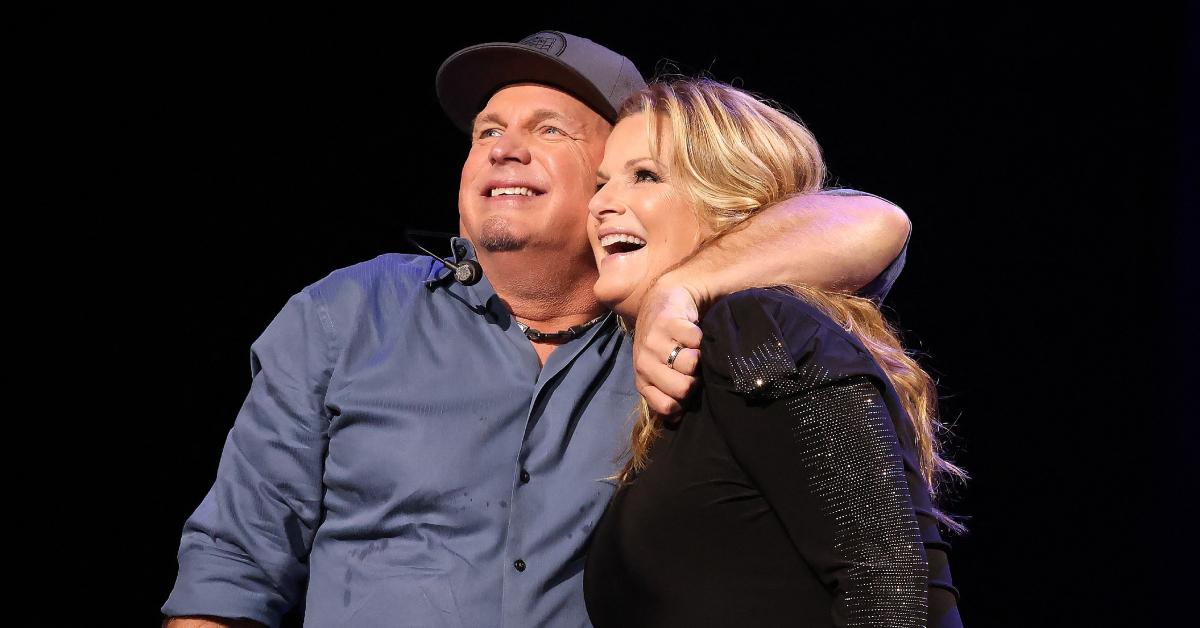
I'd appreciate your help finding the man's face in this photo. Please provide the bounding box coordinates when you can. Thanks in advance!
[458,83,612,258]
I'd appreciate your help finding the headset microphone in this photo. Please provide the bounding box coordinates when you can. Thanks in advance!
[404,231,484,286]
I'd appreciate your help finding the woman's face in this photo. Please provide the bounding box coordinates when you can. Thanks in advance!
[588,113,712,319]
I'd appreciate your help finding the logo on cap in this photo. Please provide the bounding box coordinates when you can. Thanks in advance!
[518,31,567,57]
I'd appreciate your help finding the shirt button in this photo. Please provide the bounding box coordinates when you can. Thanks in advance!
[519,469,530,484]
[514,559,526,572]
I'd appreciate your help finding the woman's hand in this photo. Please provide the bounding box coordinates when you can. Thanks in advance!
[634,273,704,416]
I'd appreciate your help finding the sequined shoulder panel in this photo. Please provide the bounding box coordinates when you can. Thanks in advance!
[729,334,826,400]
[730,334,929,628]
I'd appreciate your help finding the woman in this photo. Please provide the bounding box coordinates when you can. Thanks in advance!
[583,79,964,627]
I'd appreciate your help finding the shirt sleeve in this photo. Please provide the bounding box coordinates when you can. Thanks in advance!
[699,289,961,628]
[162,288,336,627]
[818,188,909,303]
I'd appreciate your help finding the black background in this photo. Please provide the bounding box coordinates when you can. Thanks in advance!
[49,5,1195,626]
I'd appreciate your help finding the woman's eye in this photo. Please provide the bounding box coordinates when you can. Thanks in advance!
[634,169,660,183]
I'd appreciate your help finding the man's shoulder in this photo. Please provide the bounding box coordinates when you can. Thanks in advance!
[304,253,440,306]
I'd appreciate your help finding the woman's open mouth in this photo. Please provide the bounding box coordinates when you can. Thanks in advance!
[600,233,647,257]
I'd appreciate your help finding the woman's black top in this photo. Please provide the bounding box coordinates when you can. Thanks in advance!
[584,289,961,627]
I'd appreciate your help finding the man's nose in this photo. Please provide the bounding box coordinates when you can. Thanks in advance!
[490,132,532,165]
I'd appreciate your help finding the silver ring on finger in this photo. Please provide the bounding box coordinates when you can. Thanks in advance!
[666,343,684,370]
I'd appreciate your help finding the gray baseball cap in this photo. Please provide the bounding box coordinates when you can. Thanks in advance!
[436,30,647,134]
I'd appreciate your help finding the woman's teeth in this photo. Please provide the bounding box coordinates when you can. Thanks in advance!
[600,233,647,254]
[599,234,647,247]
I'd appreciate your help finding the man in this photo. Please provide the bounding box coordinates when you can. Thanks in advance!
[163,31,909,627]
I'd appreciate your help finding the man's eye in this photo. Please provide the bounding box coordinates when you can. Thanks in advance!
[634,169,660,183]
[478,128,502,139]
[542,126,564,135]
[595,181,607,192]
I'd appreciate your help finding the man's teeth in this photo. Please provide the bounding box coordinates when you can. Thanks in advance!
[599,234,647,247]
[490,187,537,197]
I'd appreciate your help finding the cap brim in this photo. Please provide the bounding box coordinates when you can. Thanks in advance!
[436,42,618,134]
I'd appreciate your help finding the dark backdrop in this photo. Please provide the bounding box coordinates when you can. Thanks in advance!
[56,5,1194,626]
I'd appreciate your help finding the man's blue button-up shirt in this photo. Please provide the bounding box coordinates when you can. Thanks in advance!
[163,239,637,627]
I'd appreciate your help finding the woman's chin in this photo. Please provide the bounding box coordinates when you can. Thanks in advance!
[593,278,641,321]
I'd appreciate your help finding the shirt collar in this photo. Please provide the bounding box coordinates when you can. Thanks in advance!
[423,236,510,319]
[423,237,619,348]
[422,236,476,286]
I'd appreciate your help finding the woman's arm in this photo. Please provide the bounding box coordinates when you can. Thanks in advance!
[700,289,961,627]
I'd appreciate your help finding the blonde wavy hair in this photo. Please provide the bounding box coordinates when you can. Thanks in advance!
[616,79,965,529]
